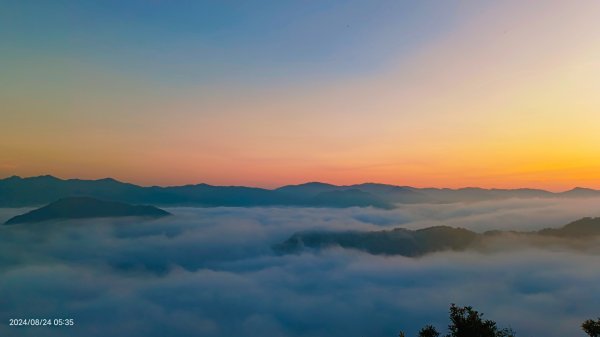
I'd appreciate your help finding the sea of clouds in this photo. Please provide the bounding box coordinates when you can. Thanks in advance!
[1,197,599,337]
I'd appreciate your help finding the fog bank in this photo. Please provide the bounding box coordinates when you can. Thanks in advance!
[1,198,599,337]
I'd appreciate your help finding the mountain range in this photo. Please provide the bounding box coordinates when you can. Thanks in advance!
[1,175,599,208]
[274,217,600,257]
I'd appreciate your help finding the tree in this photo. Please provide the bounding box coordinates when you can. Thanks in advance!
[446,304,514,337]
[418,325,440,337]
[582,318,600,337]
[401,304,515,337]
[402,304,600,337]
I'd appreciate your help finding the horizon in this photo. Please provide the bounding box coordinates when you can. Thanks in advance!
[2,173,598,193]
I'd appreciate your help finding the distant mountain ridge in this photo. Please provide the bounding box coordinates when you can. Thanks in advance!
[1,175,599,208]
[537,217,600,238]
[274,217,600,257]
[4,197,171,224]
[274,226,479,256]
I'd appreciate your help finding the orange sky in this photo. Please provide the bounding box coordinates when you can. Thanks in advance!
[1,1,600,191]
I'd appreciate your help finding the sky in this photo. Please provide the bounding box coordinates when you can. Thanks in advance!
[1,0,600,190]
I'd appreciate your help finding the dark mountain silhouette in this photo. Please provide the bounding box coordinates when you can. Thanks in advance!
[276,182,427,205]
[348,183,430,203]
[274,226,477,256]
[275,182,341,199]
[4,197,171,225]
[538,217,600,238]
[0,175,148,207]
[560,187,600,198]
[308,189,394,209]
[275,217,600,256]
[0,176,394,208]
[1,175,600,208]
[417,187,555,203]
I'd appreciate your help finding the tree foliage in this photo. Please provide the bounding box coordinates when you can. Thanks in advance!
[582,318,600,337]
[404,304,514,337]
[446,304,514,337]
[402,303,600,337]
[418,325,440,337]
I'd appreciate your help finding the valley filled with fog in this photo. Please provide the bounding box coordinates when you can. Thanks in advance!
[1,197,600,337]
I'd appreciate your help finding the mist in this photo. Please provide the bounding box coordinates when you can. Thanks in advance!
[1,198,600,337]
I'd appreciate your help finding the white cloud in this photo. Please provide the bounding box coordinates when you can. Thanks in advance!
[0,199,599,337]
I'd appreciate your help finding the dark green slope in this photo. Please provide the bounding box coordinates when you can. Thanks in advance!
[4,197,171,225]
[274,226,478,256]
[538,217,600,238]
[275,217,600,256]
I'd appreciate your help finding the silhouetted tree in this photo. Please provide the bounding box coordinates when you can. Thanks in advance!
[582,318,600,337]
[418,325,440,337]
[446,304,514,337]
[401,304,514,337]
[401,304,600,337]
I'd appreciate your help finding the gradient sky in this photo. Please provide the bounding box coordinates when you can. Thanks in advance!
[1,1,599,190]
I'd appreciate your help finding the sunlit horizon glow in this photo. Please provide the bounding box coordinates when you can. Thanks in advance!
[2,1,600,191]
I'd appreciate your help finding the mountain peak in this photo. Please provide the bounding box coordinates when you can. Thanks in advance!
[561,187,600,197]
[1,175,22,181]
[569,187,595,192]
[95,177,121,183]
[31,175,61,181]
[4,197,171,225]
[294,182,336,187]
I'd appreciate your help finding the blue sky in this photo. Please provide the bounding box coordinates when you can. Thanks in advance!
[1,1,474,86]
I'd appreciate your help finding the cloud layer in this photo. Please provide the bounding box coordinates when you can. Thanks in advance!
[1,198,600,337]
